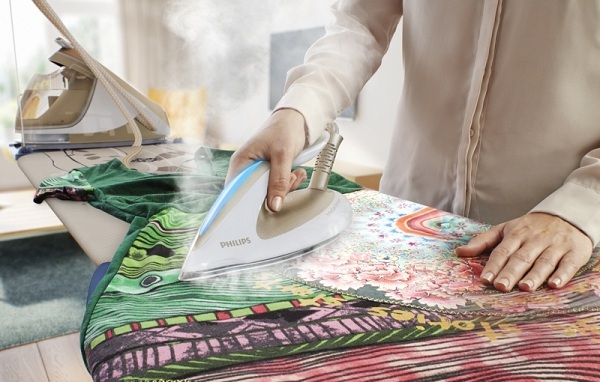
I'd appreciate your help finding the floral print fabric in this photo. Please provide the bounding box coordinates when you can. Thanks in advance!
[282,190,600,315]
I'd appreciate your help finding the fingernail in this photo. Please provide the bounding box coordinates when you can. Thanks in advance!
[550,277,562,288]
[482,272,494,283]
[520,279,534,291]
[496,277,509,290]
[272,196,283,212]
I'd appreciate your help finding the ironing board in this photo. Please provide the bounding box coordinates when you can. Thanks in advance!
[17,144,600,381]
[16,143,199,264]
[16,143,380,264]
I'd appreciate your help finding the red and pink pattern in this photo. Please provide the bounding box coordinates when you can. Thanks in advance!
[283,190,600,315]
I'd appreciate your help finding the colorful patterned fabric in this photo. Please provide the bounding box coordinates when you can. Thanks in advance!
[282,191,600,316]
[37,149,600,381]
[81,190,600,381]
[196,311,600,381]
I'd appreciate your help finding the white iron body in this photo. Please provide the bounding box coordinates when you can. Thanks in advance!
[180,126,353,281]
[16,38,170,150]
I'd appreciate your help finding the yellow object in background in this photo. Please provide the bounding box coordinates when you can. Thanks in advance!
[148,88,207,144]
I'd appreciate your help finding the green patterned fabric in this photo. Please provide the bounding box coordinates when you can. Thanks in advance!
[34,147,600,381]
[45,149,362,353]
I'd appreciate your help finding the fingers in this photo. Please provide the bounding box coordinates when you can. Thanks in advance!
[225,109,308,212]
[485,241,546,292]
[516,247,561,291]
[491,244,589,292]
[456,213,593,292]
[547,251,587,289]
[455,224,504,258]
[267,147,300,212]
[225,152,255,186]
[263,168,307,212]
[289,168,308,191]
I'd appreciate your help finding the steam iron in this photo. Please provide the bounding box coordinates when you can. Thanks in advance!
[15,37,170,150]
[179,123,353,281]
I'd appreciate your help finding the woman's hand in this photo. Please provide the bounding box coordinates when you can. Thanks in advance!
[455,212,593,292]
[226,109,308,212]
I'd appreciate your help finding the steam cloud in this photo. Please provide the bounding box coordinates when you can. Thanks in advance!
[164,0,274,107]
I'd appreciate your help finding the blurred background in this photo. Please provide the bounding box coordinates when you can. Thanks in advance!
[2,0,404,190]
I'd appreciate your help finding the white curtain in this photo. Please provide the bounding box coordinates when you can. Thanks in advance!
[118,0,186,93]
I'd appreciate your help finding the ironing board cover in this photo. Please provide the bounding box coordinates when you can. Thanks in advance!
[34,147,600,381]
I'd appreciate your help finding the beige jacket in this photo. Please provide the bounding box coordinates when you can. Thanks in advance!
[276,0,600,245]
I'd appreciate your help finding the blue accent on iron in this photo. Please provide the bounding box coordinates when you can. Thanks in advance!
[199,160,264,235]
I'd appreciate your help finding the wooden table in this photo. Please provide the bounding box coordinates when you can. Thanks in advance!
[0,188,66,241]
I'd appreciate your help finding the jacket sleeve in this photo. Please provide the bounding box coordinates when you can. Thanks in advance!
[531,148,600,245]
[275,0,403,144]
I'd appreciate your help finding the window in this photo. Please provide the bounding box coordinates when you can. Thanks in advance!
[1,0,122,145]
